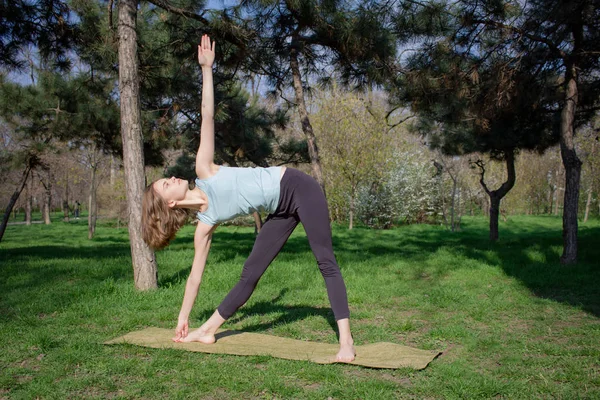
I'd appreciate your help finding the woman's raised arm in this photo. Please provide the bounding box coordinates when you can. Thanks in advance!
[195,34,216,179]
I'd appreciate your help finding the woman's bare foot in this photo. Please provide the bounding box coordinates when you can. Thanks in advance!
[335,342,356,363]
[179,328,216,344]
[335,318,355,362]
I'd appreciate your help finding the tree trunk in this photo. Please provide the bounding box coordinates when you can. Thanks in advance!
[489,194,501,241]
[42,169,52,225]
[42,196,50,224]
[349,187,355,230]
[450,176,457,232]
[253,212,262,235]
[118,0,158,290]
[554,161,562,216]
[558,62,581,265]
[0,162,34,242]
[37,168,52,225]
[289,37,325,196]
[456,187,462,231]
[477,151,516,241]
[88,164,98,239]
[63,169,69,222]
[25,172,32,225]
[110,154,117,187]
[583,188,591,223]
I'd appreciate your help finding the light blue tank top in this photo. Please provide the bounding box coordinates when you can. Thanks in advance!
[195,166,282,226]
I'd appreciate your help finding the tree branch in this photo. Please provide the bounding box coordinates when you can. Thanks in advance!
[108,0,114,32]
[471,18,566,59]
[146,0,209,23]
[472,158,491,195]
[146,0,253,53]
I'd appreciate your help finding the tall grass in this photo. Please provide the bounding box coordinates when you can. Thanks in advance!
[1,216,599,399]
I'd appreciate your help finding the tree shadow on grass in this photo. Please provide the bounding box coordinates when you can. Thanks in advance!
[0,243,133,319]
[0,243,131,261]
[446,221,600,317]
[158,267,189,287]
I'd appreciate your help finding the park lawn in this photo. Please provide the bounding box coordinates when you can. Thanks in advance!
[0,216,599,399]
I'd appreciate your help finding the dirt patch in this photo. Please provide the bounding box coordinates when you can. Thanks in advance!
[38,312,58,319]
[15,375,33,384]
[303,382,322,391]
[0,388,11,400]
[12,356,42,372]
[343,368,413,387]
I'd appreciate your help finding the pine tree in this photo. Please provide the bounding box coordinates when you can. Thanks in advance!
[0,0,78,71]
[390,0,600,253]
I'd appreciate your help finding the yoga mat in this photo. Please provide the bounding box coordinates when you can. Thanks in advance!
[105,327,440,370]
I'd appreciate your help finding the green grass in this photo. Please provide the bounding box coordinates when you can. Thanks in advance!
[1,216,599,399]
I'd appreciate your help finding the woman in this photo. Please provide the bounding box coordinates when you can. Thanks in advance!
[142,35,355,362]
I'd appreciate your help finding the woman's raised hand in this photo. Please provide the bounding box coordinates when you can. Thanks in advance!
[197,34,215,68]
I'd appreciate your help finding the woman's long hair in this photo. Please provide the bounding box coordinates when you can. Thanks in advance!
[142,183,191,250]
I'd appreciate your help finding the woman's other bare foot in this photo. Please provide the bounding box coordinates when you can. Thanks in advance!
[335,342,356,362]
[179,328,216,344]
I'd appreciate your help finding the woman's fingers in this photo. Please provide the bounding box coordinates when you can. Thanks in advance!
[200,34,213,52]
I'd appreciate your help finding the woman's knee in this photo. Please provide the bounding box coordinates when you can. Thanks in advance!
[317,260,342,278]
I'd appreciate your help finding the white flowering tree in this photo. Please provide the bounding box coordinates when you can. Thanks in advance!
[357,148,439,228]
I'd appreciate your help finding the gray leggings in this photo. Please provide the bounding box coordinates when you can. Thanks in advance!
[217,168,350,321]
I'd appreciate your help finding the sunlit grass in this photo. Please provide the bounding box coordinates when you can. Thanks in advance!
[1,215,599,398]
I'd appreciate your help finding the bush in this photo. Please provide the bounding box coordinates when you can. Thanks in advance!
[357,150,440,228]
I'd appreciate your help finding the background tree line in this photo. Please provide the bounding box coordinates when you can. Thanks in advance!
[1,0,598,289]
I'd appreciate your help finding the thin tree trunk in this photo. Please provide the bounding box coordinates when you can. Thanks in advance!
[0,162,34,242]
[63,169,69,222]
[289,37,325,196]
[584,135,597,224]
[547,184,553,214]
[583,188,591,223]
[42,169,52,225]
[88,164,98,239]
[110,154,117,187]
[118,0,158,290]
[559,61,581,264]
[25,172,32,225]
[253,212,262,235]
[450,176,457,232]
[456,189,464,231]
[554,161,562,216]
[440,176,448,225]
[349,186,355,230]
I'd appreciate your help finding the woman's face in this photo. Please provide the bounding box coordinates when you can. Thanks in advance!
[153,177,188,207]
